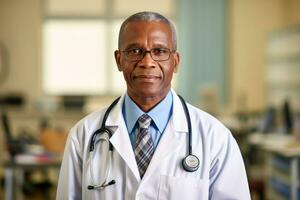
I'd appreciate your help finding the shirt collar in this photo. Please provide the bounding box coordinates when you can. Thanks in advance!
[123,91,173,134]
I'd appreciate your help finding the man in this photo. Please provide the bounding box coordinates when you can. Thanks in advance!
[57,11,250,200]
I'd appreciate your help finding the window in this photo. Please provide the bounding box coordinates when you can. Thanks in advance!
[43,20,108,95]
[42,0,175,95]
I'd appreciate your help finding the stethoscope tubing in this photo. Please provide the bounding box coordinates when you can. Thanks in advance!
[177,95,192,155]
[88,94,199,190]
[89,97,120,152]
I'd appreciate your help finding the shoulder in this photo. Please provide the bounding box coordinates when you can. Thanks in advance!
[171,90,230,140]
[189,104,227,129]
[184,103,233,150]
[185,102,229,133]
[68,95,124,141]
[180,103,243,169]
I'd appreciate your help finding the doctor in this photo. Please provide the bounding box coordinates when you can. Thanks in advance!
[57,11,251,200]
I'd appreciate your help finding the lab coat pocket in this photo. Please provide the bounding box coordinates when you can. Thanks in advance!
[158,175,208,200]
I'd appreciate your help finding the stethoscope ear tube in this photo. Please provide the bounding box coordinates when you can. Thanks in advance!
[88,97,120,190]
[89,127,113,152]
[100,127,114,151]
[88,135,115,190]
[88,180,116,190]
[89,97,121,152]
[100,97,121,128]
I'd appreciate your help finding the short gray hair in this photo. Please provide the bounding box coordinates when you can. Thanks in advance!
[118,11,177,50]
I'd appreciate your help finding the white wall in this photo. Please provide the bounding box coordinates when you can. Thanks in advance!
[0,0,42,107]
[228,0,300,112]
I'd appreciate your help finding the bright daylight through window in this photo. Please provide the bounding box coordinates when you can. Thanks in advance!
[42,0,175,95]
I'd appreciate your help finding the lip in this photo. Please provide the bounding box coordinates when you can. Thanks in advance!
[133,75,161,80]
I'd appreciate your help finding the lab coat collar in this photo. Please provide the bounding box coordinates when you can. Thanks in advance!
[105,89,189,133]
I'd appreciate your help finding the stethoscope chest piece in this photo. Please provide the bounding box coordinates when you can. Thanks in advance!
[182,154,199,172]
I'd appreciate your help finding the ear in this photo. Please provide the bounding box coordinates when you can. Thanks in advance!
[173,52,180,73]
[114,50,122,71]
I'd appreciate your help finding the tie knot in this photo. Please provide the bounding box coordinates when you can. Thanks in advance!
[138,114,151,129]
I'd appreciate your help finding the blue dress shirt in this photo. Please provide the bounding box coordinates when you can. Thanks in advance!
[122,91,173,149]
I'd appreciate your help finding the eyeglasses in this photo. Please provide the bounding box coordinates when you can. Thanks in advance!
[121,48,176,61]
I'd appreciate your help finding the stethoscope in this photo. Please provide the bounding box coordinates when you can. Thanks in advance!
[87,95,199,190]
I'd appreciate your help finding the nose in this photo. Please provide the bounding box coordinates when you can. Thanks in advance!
[137,51,156,68]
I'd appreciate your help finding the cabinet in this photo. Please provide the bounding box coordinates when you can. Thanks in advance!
[266,152,300,200]
[249,133,300,200]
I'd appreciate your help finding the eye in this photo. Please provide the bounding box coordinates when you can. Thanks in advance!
[152,48,169,55]
[128,48,143,55]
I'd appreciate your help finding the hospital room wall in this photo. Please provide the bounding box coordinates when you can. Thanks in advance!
[1,0,300,112]
[176,0,300,112]
[0,0,42,108]
[177,0,227,110]
[228,0,300,112]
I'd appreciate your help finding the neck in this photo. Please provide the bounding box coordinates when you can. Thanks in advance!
[128,90,170,112]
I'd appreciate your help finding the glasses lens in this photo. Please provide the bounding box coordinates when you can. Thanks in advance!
[125,48,143,61]
[123,48,172,61]
[151,48,170,61]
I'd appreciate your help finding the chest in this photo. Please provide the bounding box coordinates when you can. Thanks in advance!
[81,121,211,200]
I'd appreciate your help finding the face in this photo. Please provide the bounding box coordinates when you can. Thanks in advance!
[114,21,180,101]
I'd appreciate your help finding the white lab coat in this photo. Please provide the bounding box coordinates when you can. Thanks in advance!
[56,90,250,200]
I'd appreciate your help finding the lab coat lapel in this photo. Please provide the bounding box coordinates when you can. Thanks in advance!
[143,91,189,178]
[105,95,141,182]
[144,121,180,177]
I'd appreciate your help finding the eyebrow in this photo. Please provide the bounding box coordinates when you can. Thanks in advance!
[123,43,170,50]
[122,43,141,50]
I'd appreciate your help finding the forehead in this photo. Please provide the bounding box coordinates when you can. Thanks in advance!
[120,21,173,49]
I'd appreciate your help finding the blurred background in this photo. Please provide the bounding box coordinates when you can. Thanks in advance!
[0,0,300,199]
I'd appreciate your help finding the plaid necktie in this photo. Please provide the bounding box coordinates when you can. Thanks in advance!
[135,114,154,178]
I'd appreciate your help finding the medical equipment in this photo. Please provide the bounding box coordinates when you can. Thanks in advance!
[178,95,200,172]
[87,97,120,190]
[87,95,199,190]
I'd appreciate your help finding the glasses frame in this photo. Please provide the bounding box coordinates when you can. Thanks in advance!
[120,48,176,61]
